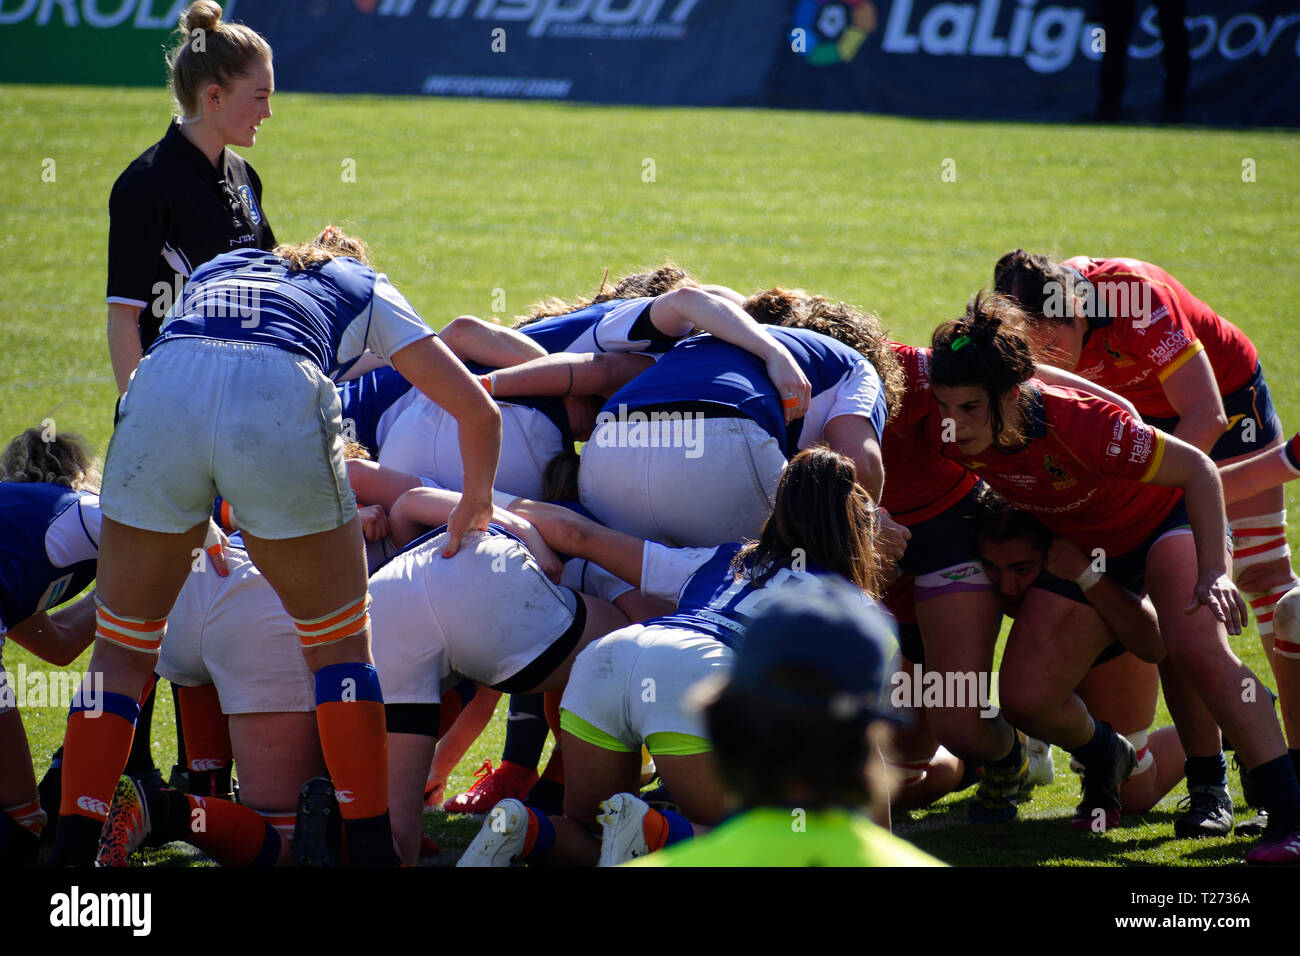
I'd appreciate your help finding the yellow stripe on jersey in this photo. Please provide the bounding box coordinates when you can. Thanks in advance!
[1139,431,1167,483]
[1156,339,1205,381]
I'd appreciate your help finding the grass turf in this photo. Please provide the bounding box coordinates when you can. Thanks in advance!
[3,84,1299,865]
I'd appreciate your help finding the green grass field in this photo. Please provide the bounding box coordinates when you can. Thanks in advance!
[3,84,1299,866]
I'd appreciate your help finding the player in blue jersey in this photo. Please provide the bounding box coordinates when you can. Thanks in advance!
[0,429,104,863]
[52,227,503,866]
[458,447,885,866]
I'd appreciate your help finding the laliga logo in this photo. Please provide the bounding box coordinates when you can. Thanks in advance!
[792,0,879,64]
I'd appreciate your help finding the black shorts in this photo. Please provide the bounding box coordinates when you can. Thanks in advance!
[1031,499,1192,605]
[1146,362,1281,462]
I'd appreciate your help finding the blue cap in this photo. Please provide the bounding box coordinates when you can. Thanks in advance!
[726,578,898,723]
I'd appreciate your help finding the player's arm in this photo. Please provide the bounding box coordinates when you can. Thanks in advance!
[1042,536,1163,662]
[507,499,648,588]
[1160,350,1229,454]
[823,414,885,502]
[439,316,548,368]
[388,335,500,556]
[107,303,146,396]
[4,591,99,667]
[1220,433,1300,505]
[1032,364,1141,420]
[389,486,561,580]
[346,458,420,511]
[648,287,811,421]
[485,351,653,399]
[1145,434,1247,632]
[696,284,746,305]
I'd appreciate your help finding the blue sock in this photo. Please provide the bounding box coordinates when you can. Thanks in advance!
[1185,753,1228,790]
[1249,754,1300,817]
[524,808,555,860]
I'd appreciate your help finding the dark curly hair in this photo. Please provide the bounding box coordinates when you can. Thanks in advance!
[742,288,905,423]
[515,262,697,327]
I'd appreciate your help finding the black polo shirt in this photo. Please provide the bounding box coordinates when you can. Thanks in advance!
[107,120,275,348]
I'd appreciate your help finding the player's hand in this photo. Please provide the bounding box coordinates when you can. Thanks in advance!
[1043,536,1089,582]
[203,521,230,577]
[877,510,911,565]
[443,494,494,558]
[764,345,811,423]
[359,505,390,543]
[1187,569,1248,635]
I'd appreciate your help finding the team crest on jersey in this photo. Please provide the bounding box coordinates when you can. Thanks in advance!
[1102,339,1137,367]
[237,184,262,225]
[1043,454,1076,491]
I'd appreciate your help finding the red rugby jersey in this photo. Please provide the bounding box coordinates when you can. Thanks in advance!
[1060,256,1257,419]
[881,342,978,525]
[940,383,1183,555]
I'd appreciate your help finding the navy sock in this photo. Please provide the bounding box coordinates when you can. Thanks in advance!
[524,808,556,860]
[1067,720,1115,772]
[1251,753,1300,818]
[503,694,548,771]
[123,681,158,775]
[1185,753,1228,790]
[988,733,1023,770]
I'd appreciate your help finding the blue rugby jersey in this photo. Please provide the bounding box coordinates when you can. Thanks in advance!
[0,484,101,631]
[152,248,434,381]
[640,542,852,650]
[337,366,420,458]
[601,326,886,456]
[519,298,676,355]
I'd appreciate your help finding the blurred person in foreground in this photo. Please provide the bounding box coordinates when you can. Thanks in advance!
[628,582,943,867]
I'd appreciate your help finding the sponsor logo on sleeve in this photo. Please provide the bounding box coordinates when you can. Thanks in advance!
[1150,328,1193,367]
[1129,427,1154,464]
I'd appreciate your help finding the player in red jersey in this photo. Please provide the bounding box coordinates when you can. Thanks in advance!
[927,292,1300,862]
[995,251,1298,834]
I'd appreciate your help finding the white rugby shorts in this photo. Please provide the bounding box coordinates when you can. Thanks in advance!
[102,338,357,539]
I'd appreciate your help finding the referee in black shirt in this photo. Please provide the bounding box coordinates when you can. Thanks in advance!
[106,0,276,395]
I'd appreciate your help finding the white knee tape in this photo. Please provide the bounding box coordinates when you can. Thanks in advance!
[1230,512,1292,577]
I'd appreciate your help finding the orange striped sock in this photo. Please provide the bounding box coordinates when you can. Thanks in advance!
[176,684,232,771]
[181,795,281,866]
[314,663,389,820]
[59,692,139,823]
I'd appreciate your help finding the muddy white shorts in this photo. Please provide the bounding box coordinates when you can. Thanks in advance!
[579,415,785,547]
[156,548,315,714]
[102,338,356,539]
[378,396,564,500]
[368,529,581,703]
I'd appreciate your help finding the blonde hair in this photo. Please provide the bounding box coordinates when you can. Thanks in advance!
[274,225,372,272]
[0,428,100,491]
[168,1,273,119]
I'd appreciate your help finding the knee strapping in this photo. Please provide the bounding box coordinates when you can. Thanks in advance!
[888,759,931,788]
[94,594,167,654]
[293,595,372,648]
[1231,512,1293,576]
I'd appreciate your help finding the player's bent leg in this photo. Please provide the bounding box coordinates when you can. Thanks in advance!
[1145,536,1285,769]
[387,729,438,865]
[914,589,1010,763]
[228,712,326,863]
[242,520,398,865]
[54,517,204,866]
[998,589,1110,748]
[0,707,44,864]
